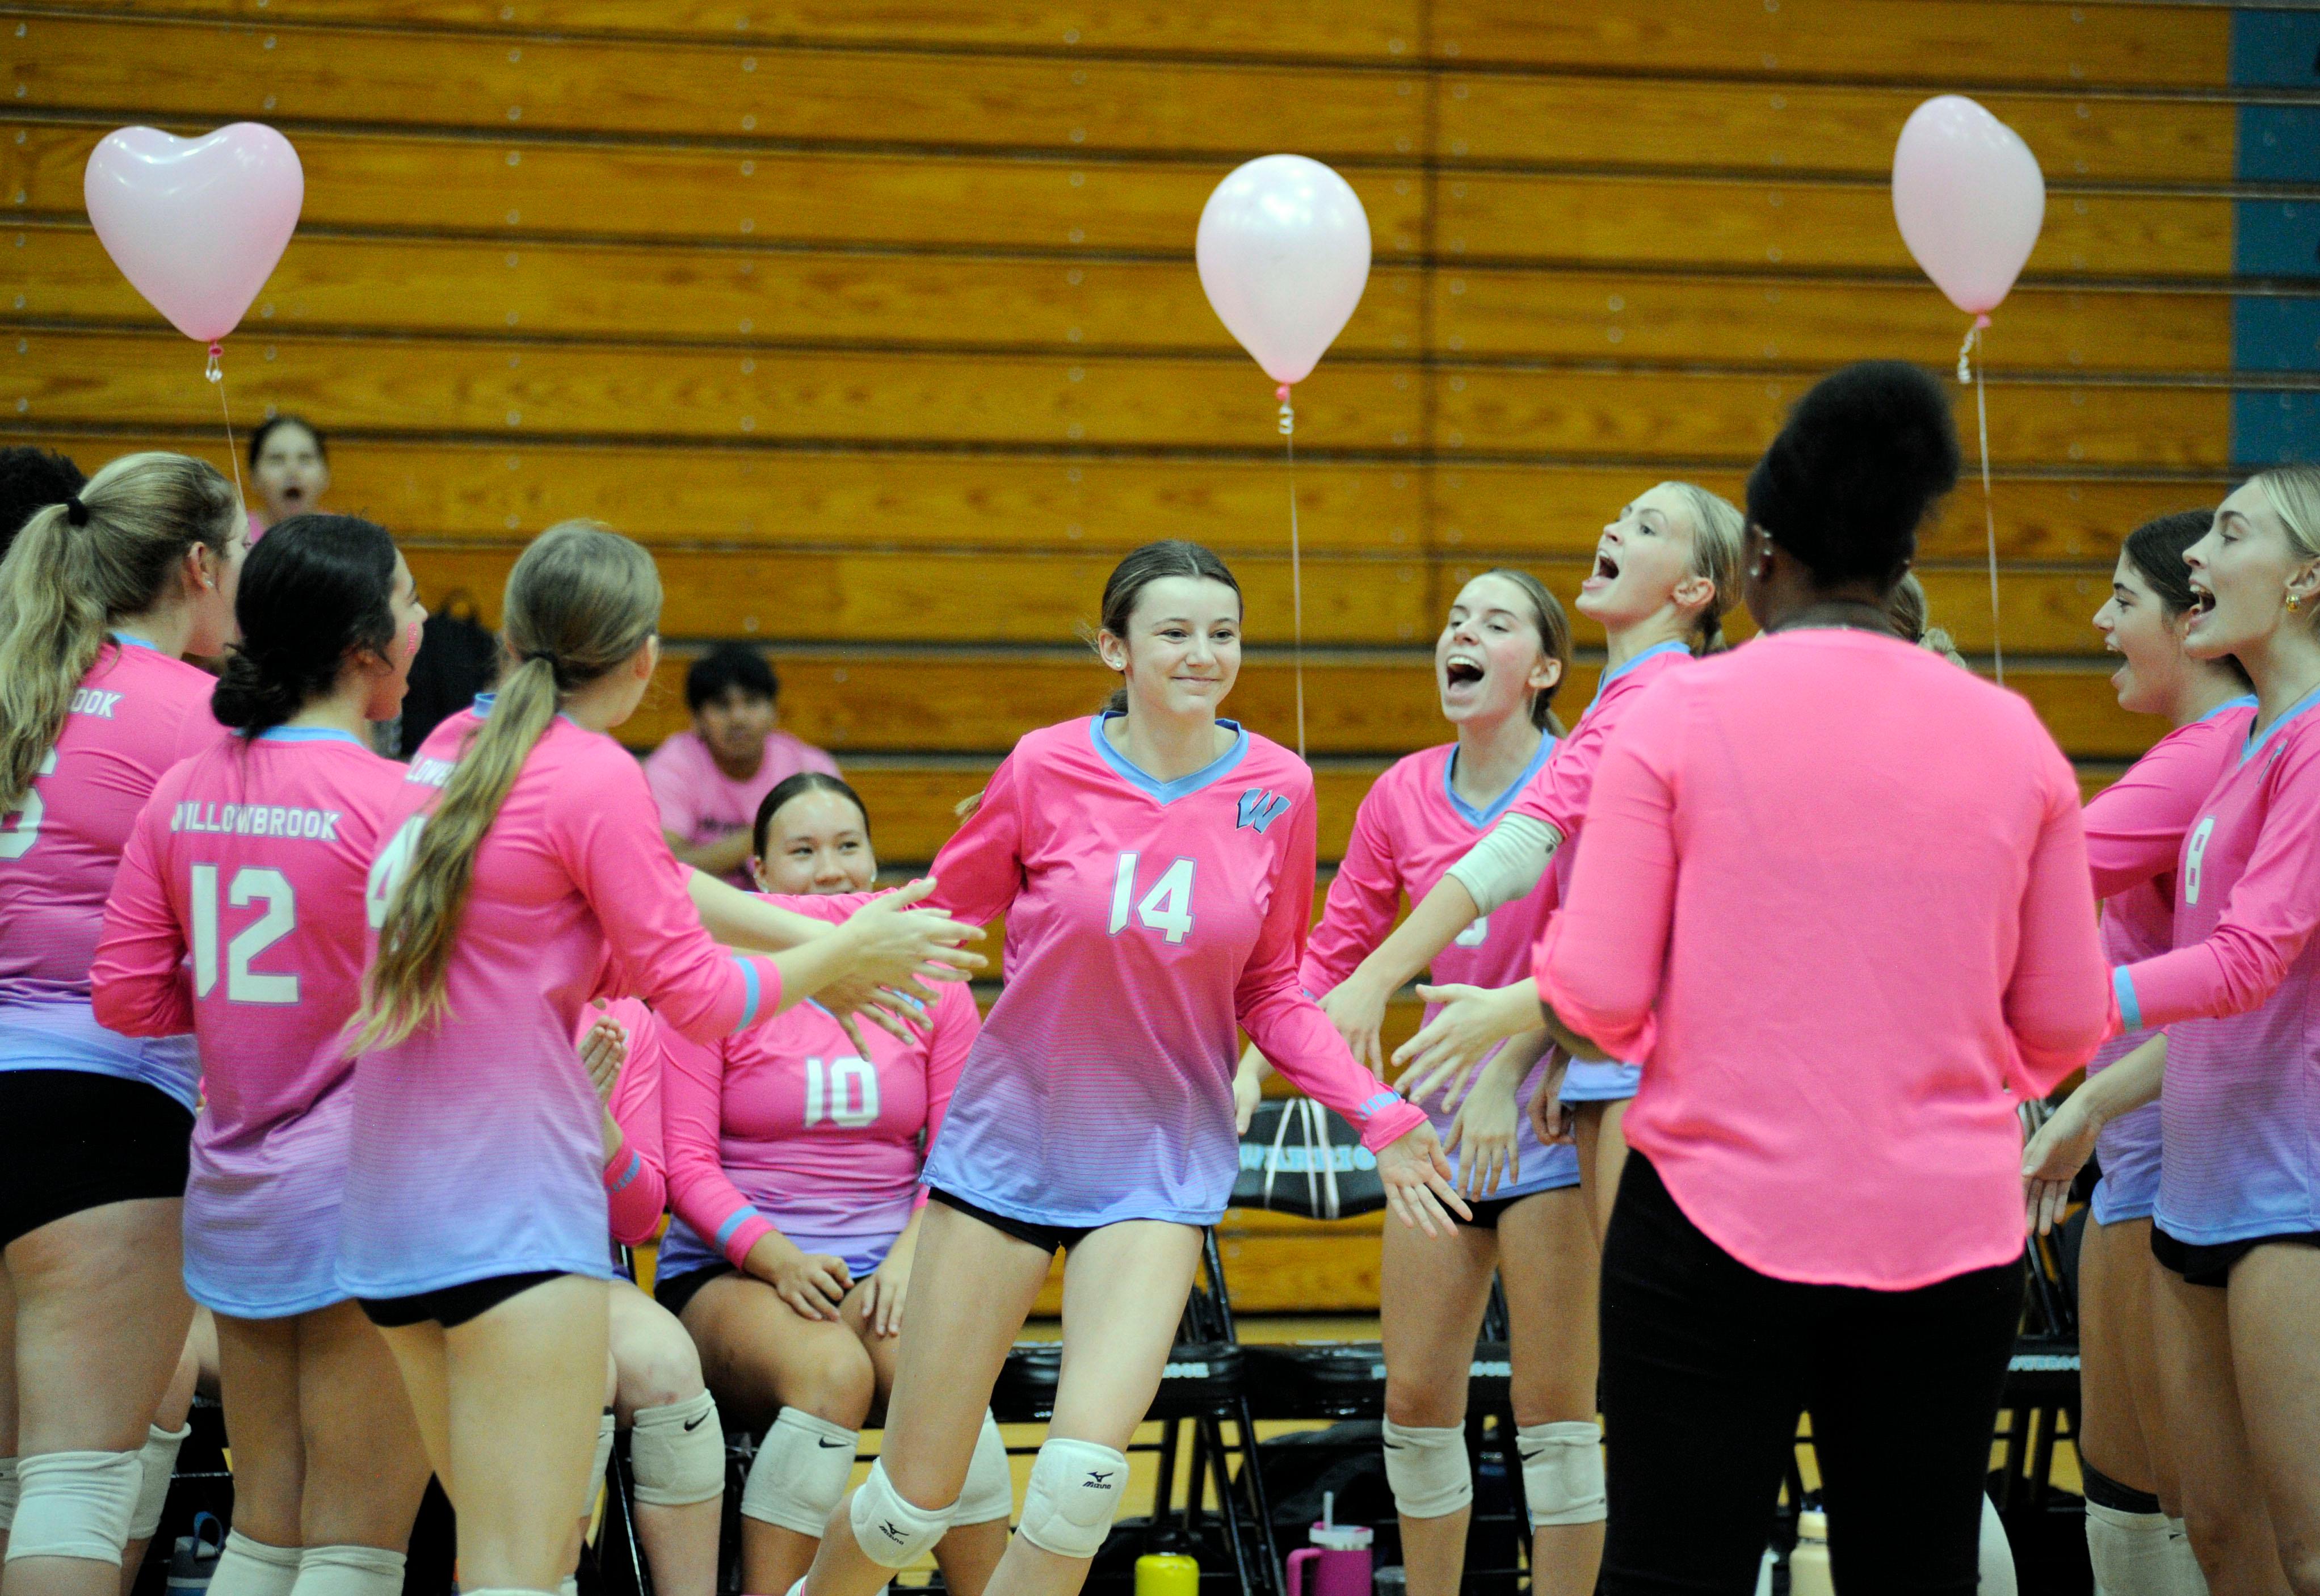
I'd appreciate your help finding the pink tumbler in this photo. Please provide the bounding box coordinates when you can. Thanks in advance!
[1284,1498,1372,1596]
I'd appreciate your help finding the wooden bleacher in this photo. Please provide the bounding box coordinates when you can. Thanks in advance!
[2,0,2283,1312]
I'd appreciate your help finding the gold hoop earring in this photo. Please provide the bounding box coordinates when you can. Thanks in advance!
[2290,594,2303,613]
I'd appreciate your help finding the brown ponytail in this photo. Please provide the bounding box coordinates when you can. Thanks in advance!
[1473,567,1575,737]
[355,520,661,1050]
[1659,481,1745,656]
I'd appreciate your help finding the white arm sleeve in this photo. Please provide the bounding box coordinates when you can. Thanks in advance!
[1444,813,1561,917]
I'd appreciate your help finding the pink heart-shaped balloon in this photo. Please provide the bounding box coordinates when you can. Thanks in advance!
[84,123,304,343]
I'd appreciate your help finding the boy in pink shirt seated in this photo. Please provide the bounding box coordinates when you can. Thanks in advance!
[646,645,839,886]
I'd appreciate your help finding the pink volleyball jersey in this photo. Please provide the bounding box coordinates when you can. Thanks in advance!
[336,700,785,1301]
[591,997,670,1249]
[91,727,408,1316]
[1507,640,1692,840]
[2078,696,2255,1226]
[659,930,977,1281]
[2110,690,2320,1245]
[1300,738,1577,1198]
[0,635,219,1106]
[916,715,1424,1228]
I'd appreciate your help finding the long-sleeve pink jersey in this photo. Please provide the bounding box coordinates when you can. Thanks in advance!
[91,727,409,1317]
[1506,640,1692,839]
[915,715,1423,1228]
[659,894,977,1280]
[2076,696,2254,1226]
[586,998,670,1249]
[0,635,218,1107]
[2108,688,2320,1244]
[1300,739,1577,1197]
[1537,629,2110,1288]
[336,700,785,1302]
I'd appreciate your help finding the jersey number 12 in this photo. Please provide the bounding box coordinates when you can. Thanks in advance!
[190,863,299,1004]
[1109,852,1196,945]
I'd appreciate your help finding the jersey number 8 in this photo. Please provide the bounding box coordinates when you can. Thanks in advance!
[1109,852,1196,945]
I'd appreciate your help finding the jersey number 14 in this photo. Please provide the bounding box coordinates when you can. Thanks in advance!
[1109,852,1196,945]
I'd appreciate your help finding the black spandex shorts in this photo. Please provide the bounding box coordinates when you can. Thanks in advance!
[1456,1190,1552,1230]
[0,1069,192,1246]
[2151,1225,2320,1289]
[359,1270,565,1329]
[653,1262,737,1319]
[930,1189,1096,1255]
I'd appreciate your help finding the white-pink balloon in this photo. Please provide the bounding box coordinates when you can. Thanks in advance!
[85,123,304,343]
[1196,155,1371,388]
[1892,95,2044,317]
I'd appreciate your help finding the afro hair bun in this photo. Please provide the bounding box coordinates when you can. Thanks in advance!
[1746,360,1961,591]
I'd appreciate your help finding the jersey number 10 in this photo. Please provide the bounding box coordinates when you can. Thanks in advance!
[804,1056,880,1128]
[1109,852,1196,945]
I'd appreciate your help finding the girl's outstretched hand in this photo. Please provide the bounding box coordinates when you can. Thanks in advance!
[1374,1120,1473,1238]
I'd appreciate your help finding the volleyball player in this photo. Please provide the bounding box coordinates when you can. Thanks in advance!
[1237,570,1604,1595]
[91,515,435,1596]
[0,454,243,1596]
[1329,483,1745,1239]
[343,521,986,1596]
[660,772,1008,1596]
[787,540,1464,1596]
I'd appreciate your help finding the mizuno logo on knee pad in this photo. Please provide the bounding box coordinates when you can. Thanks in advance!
[1085,1471,1113,1487]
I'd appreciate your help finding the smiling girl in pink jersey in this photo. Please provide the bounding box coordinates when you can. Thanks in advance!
[659,774,1009,1596]
[2083,467,2320,1595]
[0,453,243,1596]
[93,514,434,1596]
[1318,482,1744,1241]
[342,521,986,1596]
[2013,510,2251,1593]
[787,541,1462,1596]
[1234,570,1605,1596]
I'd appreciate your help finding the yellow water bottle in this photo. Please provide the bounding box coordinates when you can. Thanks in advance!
[1136,1552,1200,1596]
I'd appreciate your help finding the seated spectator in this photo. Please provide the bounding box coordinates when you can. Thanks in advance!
[0,445,86,561]
[647,644,839,885]
[249,414,330,540]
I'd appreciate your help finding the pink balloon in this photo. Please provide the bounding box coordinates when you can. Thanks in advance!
[1197,155,1371,387]
[1892,96,2045,317]
[84,123,304,343]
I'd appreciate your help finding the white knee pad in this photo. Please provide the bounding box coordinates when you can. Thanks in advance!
[745,1409,859,1536]
[630,1391,726,1508]
[953,1413,1014,1527]
[1018,1439,1128,1560]
[0,1456,17,1534]
[129,1422,190,1540]
[2086,1501,2175,1596]
[582,1408,615,1518]
[848,1458,955,1569]
[291,1543,407,1596]
[1516,1422,1604,1528]
[3,1449,144,1564]
[1380,1421,1472,1521]
[208,1531,302,1596]
[1979,1493,2018,1596]
[2164,1517,2210,1594]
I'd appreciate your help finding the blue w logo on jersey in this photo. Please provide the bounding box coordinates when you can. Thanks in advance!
[1237,788,1292,833]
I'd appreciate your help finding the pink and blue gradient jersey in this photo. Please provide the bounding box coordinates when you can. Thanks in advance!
[92,728,407,1316]
[659,905,977,1281]
[337,700,786,1302]
[591,998,671,1249]
[2078,696,2255,1227]
[0,635,218,1107]
[2110,689,2320,1246]
[1300,738,1578,1200]
[917,715,1424,1229]
[1512,641,1693,1102]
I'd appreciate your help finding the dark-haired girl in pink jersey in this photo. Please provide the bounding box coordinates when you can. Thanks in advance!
[0,452,243,1596]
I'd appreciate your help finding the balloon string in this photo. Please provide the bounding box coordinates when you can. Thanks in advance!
[1278,385,1305,761]
[205,342,248,515]
[1962,316,2004,687]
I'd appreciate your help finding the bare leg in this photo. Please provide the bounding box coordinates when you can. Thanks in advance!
[0,1269,14,1565]
[377,1276,608,1592]
[214,1318,307,1548]
[2154,1263,2290,1595]
[798,1206,1054,1596]
[2078,1218,2165,1500]
[119,1333,199,1596]
[1377,1220,1495,1596]
[2,1200,192,1596]
[2227,1246,2320,1595]
[1571,1102,1631,1248]
[1495,1190,1603,1596]
[606,1287,718,1596]
[840,1307,1006,1596]
[297,1301,430,1551]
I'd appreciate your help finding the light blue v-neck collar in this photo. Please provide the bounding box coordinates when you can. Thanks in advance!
[1443,732,1555,831]
[1088,712,1250,804]
[1591,639,1689,707]
[110,628,159,650]
[255,726,364,746]
[2244,684,2320,764]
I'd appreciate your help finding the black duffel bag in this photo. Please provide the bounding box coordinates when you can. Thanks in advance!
[1233,1099,1387,1219]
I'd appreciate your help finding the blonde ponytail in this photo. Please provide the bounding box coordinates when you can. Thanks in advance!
[1660,481,1745,655]
[0,451,238,808]
[355,520,661,1051]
